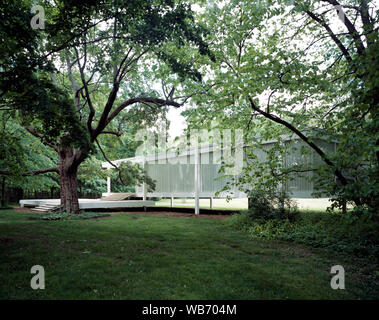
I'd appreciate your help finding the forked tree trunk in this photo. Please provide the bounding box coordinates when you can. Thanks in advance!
[59,149,82,214]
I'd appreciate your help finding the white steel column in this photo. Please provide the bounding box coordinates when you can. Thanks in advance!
[210,197,213,209]
[142,157,146,201]
[171,196,174,207]
[194,146,200,215]
[107,174,111,194]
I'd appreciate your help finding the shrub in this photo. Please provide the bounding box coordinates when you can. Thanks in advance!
[228,188,379,259]
[246,211,379,259]
[29,212,111,221]
[246,189,299,222]
[226,212,256,231]
[0,206,13,210]
[226,189,299,233]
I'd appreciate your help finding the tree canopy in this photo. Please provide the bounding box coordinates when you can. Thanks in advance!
[0,0,212,212]
[182,0,378,213]
[0,0,378,215]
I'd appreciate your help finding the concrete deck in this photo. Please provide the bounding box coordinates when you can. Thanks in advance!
[20,199,155,209]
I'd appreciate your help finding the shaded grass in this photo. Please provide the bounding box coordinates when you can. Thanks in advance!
[0,209,375,299]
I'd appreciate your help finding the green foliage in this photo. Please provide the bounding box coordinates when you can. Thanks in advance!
[117,161,156,192]
[226,212,256,231]
[0,1,93,151]
[229,210,379,260]
[1,0,213,209]
[183,0,379,213]
[29,212,72,220]
[0,115,59,191]
[226,189,298,230]
[77,156,107,194]
[0,205,13,210]
[246,189,298,222]
[29,212,110,220]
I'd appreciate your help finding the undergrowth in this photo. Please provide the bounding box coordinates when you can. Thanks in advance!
[29,211,111,221]
[228,210,379,259]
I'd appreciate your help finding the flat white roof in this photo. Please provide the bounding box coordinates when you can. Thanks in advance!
[20,199,155,209]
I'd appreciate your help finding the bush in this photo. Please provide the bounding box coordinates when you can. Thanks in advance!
[245,211,379,259]
[247,189,299,222]
[29,212,72,220]
[29,212,111,221]
[226,213,256,231]
[226,190,298,231]
[228,189,379,259]
[0,206,13,210]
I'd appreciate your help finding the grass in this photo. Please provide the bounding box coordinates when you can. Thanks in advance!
[0,209,376,299]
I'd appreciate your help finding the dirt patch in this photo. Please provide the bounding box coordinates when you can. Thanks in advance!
[92,215,112,220]
[218,242,271,258]
[11,206,229,219]
[281,245,315,258]
[112,211,230,219]
[12,206,35,213]
[294,247,315,257]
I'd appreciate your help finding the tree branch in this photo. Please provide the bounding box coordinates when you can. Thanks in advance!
[92,97,181,141]
[91,82,120,140]
[320,0,366,55]
[95,139,128,185]
[302,6,353,62]
[100,130,122,137]
[247,96,349,186]
[21,119,58,151]
[65,51,81,111]
[107,97,181,125]
[73,47,95,135]
[0,167,59,177]
[360,0,374,45]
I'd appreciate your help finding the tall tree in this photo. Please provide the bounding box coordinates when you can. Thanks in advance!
[184,0,378,212]
[1,0,211,213]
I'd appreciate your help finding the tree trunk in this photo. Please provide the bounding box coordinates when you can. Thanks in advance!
[16,187,23,201]
[59,149,82,214]
[1,177,5,207]
[60,167,79,214]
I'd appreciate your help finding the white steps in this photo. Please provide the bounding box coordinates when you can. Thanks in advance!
[31,203,63,213]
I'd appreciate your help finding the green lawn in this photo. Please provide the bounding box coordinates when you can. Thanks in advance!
[0,209,374,299]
